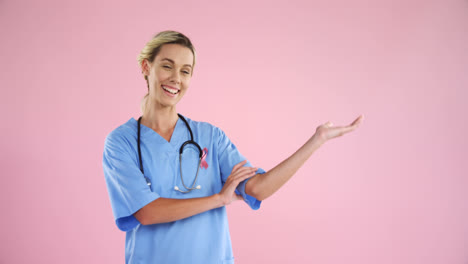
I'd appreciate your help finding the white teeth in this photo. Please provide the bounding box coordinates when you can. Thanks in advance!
[162,85,178,94]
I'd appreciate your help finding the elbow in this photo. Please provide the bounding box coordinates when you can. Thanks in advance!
[134,208,149,225]
[134,203,158,226]
[253,190,269,202]
[246,177,267,201]
[134,198,169,225]
[135,210,163,226]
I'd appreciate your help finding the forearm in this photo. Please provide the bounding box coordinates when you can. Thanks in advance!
[246,134,325,201]
[134,194,225,225]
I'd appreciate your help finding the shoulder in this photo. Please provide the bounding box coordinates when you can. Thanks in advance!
[181,116,233,151]
[182,115,224,137]
[104,118,137,151]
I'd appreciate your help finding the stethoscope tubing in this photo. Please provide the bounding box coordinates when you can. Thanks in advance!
[137,113,202,193]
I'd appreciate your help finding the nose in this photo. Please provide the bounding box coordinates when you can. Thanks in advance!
[169,70,181,84]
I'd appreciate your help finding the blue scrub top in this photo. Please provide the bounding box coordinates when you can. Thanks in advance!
[102,116,265,264]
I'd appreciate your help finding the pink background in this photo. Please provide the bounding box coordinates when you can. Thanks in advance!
[1,0,467,263]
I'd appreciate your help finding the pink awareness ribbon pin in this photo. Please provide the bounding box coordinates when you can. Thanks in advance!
[200,147,209,169]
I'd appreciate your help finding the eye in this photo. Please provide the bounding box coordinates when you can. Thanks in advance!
[163,65,172,69]
[182,70,190,75]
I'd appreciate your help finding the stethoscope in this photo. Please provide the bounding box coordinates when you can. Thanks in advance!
[137,113,203,193]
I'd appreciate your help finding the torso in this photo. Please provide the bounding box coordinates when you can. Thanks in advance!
[141,118,176,143]
[156,130,174,142]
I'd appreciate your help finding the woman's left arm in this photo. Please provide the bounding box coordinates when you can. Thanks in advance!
[245,115,364,201]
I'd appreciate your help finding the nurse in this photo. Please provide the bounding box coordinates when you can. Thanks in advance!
[102,30,363,264]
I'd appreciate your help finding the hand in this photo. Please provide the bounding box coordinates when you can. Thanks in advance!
[217,160,258,206]
[315,115,364,144]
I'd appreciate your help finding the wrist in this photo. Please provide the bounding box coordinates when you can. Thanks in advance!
[212,193,226,207]
[309,133,326,147]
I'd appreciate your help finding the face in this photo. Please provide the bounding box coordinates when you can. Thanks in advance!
[142,43,194,110]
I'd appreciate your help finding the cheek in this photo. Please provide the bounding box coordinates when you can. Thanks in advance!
[183,78,191,87]
[154,70,170,83]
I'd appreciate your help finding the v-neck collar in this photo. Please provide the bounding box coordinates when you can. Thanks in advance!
[130,116,186,148]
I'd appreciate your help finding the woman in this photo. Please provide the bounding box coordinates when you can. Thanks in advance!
[103,30,363,264]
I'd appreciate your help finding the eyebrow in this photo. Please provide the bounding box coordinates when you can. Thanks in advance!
[161,58,192,68]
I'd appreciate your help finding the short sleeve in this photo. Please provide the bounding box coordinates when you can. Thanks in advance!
[102,131,160,231]
[216,127,266,210]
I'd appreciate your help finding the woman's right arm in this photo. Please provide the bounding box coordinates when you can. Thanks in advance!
[134,196,223,225]
[134,160,257,225]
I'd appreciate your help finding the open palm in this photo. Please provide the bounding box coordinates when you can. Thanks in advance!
[315,115,364,142]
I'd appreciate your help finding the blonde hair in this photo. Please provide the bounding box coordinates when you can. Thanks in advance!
[137,30,196,113]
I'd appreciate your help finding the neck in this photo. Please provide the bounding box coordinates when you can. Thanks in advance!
[141,103,179,133]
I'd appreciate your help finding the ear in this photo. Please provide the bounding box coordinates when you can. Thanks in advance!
[142,59,152,76]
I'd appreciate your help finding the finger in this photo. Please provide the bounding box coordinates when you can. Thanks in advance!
[329,116,363,137]
[223,175,248,194]
[235,173,256,186]
[227,172,252,185]
[233,160,247,171]
[231,167,257,179]
[231,160,247,174]
[339,126,356,135]
[233,168,257,178]
[226,169,256,186]
[323,121,333,127]
[340,121,362,135]
[233,166,257,174]
[350,115,364,127]
[232,170,257,183]
[342,116,364,133]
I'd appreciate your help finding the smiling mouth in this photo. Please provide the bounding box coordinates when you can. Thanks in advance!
[162,85,179,95]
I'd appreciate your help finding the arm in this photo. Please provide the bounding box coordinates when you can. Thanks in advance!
[246,115,364,201]
[134,161,257,225]
[245,134,324,201]
[134,195,223,225]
